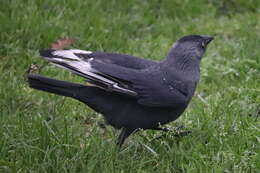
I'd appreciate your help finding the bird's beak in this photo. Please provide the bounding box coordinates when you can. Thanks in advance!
[203,36,214,45]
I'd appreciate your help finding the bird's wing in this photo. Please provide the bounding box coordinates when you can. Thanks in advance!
[91,61,191,107]
[41,49,157,70]
[39,49,139,96]
[75,51,158,69]
[40,49,189,107]
[133,76,191,107]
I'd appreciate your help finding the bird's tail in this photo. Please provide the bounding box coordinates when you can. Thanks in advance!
[27,74,85,98]
[27,74,125,115]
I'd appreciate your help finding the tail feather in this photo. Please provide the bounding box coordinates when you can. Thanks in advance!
[27,74,127,115]
[27,74,84,98]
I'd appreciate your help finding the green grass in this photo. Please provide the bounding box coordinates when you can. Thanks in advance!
[0,0,259,172]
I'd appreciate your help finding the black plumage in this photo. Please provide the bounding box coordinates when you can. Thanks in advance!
[27,35,213,146]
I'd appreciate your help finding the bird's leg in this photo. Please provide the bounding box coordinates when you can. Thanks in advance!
[116,128,135,147]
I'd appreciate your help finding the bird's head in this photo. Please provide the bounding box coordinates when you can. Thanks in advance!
[169,35,214,61]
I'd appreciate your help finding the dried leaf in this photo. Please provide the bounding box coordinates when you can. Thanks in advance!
[80,143,85,150]
[51,37,74,49]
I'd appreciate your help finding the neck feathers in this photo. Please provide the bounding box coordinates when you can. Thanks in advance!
[162,45,201,81]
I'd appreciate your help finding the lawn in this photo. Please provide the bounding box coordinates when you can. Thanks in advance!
[0,0,259,172]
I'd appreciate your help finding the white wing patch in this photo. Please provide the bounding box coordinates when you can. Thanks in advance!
[43,49,93,70]
[40,49,137,96]
[53,49,92,60]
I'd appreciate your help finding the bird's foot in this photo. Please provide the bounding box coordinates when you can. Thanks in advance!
[152,126,192,138]
[171,129,192,137]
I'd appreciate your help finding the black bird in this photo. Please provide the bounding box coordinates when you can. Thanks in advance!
[27,35,213,146]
